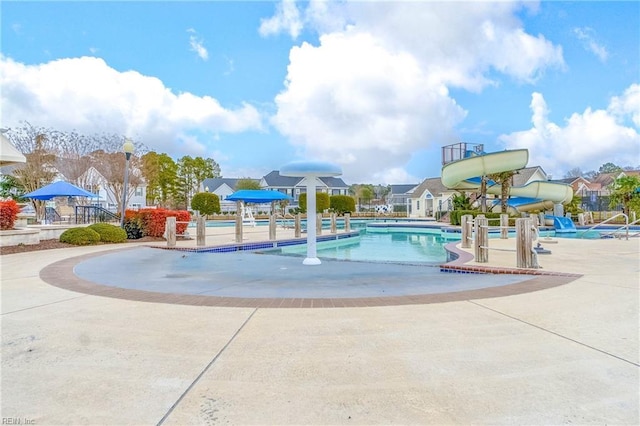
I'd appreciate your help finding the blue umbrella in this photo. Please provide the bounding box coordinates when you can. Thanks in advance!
[23,181,98,200]
[226,189,292,203]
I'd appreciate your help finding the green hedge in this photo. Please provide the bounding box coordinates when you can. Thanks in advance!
[87,223,127,243]
[191,192,221,215]
[60,228,101,246]
[330,195,356,214]
[450,210,518,226]
[298,193,330,213]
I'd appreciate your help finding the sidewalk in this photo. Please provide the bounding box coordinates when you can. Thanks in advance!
[1,229,638,424]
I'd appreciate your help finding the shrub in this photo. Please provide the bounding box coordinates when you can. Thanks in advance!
[298,193,330,213]
[191,192,221,216]
[60,227,101,245]
[449,210,518,226]
[330,195,356,215]
[0,199,20,230]
[129,208,191,238]
[88,223,127,243]
[123,209,143,239]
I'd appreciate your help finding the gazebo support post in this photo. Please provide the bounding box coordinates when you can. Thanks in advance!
[269,201,276,240]
[235,201,243,243]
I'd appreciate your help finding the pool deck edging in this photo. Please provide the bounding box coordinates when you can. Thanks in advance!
[39,238,582,308]
[440,242,582,277]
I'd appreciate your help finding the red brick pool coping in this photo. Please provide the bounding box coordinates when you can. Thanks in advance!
[39,245,582,308]
[440,242,582,276]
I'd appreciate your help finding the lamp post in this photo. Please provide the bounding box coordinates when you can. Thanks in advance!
[120,139,135,228]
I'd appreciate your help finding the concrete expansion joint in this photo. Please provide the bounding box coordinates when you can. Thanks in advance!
[468,300,640,368]
[1,295,88,316]
[156,308,258,425]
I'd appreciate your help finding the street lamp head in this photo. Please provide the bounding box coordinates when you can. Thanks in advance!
[123,139,135,155]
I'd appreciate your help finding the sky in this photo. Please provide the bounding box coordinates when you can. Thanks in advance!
[1,1,639,185]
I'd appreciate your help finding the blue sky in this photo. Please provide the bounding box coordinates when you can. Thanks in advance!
[1,1,638,184]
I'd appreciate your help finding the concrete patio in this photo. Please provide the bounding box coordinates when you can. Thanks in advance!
[1,226,638,424]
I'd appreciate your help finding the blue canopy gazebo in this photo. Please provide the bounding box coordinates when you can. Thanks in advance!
[23,181,98,223]
[226,189,292,203]
[23,181,98,200]
[225,190,293,242]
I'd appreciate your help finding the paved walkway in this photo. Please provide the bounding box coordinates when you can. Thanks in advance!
[1,226,638,424]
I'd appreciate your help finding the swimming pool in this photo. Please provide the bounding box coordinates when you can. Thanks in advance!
[267,223,639,264]
[275,229,450,264]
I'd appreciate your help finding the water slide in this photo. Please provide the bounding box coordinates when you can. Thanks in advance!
[441,149,574,212]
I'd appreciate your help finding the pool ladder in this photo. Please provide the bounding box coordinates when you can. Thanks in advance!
[578,213,640,240]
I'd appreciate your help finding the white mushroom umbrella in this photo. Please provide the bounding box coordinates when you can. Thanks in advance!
[0,133,26,166]
[280,160,342,265]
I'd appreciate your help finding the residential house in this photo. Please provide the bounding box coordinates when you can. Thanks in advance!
[553,176,602,197]
[202,172,349,213]
[79,166,148,212]
[591,170,640,195]
[409,177,456,218]
[201,177,260,212]
[388,184,419,212]
[260,170,350,205]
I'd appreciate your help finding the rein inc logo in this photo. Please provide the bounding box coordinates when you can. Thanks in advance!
[2,419,35,425]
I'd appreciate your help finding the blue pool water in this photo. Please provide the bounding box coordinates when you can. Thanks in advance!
[201,219,637,264]
[277,230,449,264]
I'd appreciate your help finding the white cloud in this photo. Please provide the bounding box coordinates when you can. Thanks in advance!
[573,27,608,62]
[259,0,303,39]
[0,55,263,158]
[608,84,640,128]
[499,88,640,176]
[272,31,466,183]
[269,1,565,182]
[187,28,209,60]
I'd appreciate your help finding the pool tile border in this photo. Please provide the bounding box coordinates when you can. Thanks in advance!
[39,242,582,308]
[152,231,361,254]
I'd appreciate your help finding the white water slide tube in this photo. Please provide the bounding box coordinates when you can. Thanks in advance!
[441,149,573,212]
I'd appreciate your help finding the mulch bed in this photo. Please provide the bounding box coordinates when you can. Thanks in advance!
[0,236,165,255]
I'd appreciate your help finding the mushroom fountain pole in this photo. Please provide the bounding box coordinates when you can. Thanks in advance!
[280,160,342,265]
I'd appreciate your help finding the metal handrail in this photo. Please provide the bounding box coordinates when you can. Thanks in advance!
[600,217,640,239]
[578,213,629,240]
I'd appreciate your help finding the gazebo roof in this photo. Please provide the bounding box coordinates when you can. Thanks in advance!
[226,190,292,203]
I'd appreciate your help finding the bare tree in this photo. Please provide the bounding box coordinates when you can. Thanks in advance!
[563,167,583,179]
[91,149,143,213]
[54,131,103,204]
[6,124,58,219]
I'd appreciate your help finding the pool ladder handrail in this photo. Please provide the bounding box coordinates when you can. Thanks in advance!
[277,213,296,229]
[600,217,640,239]
[578,213,629,240]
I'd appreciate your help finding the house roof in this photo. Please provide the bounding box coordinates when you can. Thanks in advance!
[554,177,583,184]
[591,173,616,187]
[411,177,451,198]
[202,178,252,192]
[318,176,349,188]
[262,170,303,187]
[202,178,260,192]
[390,184,419,194]
[262,170,349,188]
[512,166,547,186]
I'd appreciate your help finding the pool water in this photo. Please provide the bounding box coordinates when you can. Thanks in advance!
[278,230,449,264]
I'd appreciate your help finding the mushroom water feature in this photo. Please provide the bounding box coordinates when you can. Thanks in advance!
[280,160,342,265]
